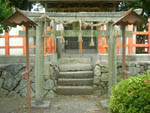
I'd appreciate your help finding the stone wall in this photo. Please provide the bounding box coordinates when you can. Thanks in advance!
[0,63,58,98]
[94,61,150,95]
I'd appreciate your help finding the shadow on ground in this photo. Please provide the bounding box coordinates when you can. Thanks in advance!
[0,95,108,113]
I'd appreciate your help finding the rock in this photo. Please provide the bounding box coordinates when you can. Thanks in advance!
[31,83,35,92]
[101,73,108,81]
[20,87,35,97]
[140,66,145,73]
[0,88,8,97]
[117,68,122,74]
[49,66,54,77]
[31,88,35,97]
[136,64,140,68]
[127,67,139,76]
[15,67,26,80]
[3,64,25,76]
[94,76,101,85]
[130,63,136,67]
[45,75,49,80]
[94,65,101,76]
[15,79,27,93]
[117,62,122,68]
[146,70,150,73]
[1,70,12,79]
[2,75,18,91]
[30,75,35,83]
[45,90,55,99]
[101,67,108,73]
[147,65,150,70]
[7,91,20,98]
[100,100,109,109]
[0,78,3,88]
[45,79,54,90]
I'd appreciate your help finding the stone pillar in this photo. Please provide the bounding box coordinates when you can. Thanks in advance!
[107,22,117,97]
[73,22,82,53]
[34,21,45,104]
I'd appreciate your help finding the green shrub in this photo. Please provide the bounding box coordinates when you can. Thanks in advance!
[109,73,150,113]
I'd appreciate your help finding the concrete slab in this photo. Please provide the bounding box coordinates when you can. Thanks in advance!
[59,71,93,78]
[59,64,93,71]
[56,86,93,95]
[31,100,50,108]
[100,100,109,109]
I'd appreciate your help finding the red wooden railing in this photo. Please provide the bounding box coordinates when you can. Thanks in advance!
[0,26,55,56]
[98,24,150,54]
[0,24,150,56]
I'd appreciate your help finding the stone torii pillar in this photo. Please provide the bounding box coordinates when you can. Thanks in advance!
[32,21,50,107]
[107,22,117,97]
[34,21,45,104]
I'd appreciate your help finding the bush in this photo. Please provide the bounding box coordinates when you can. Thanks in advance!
[109,73,150,113]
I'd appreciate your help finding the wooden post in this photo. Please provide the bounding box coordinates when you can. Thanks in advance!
[98,25,107,54]
[117,37,120,54]
[35,21,44,104]
[23,26,26,56]
[98,37,101,53]
[148,23,150,54]
[5,32,9,56]
[128,37,133,54]
[47,38,51,54]
[52,39,55,54]
[108,23,117,97]
[25,26,32,113]
[122,25,126,79]
[47,27,51,54]
[128,25,134,54]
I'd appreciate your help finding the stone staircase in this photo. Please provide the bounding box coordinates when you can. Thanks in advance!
[56,55,94,95]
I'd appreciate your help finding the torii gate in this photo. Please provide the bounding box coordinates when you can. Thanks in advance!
[20,14,133,105]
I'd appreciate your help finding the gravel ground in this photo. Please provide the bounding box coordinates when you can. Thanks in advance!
[0,95,108,113]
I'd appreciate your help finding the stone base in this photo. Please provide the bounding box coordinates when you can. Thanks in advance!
[31,100,50,108]
[100,100,108,109]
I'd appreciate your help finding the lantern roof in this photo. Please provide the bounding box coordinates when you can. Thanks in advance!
[2,8,37,27]
[113,8,148,25]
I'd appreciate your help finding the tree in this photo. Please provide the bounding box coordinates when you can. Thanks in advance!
[0,0,32,33]
[0,0,13,33]
[118,0,150,21]
[2,0,30,10]
[118,0,150,53]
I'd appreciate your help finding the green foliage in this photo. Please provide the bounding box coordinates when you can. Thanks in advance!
[118,0,150,54]
[118,0,150,20]
[109,73,150,113]
[2,0,30,10]
[0,0,13,33]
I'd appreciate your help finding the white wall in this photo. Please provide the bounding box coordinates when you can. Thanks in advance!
[0,26,23,56]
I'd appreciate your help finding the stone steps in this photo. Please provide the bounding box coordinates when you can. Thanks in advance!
[60,53,97,58]
[56,86,93,95]
[59,71,93,78]
[56,56,94,95]
[58,58,92,64]
[59,64,93,72]
[57,78,93,86]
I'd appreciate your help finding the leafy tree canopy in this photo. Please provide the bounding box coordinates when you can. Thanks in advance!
[0,0,13,33]
[119,0,150,20]
[0,0,31,33]
[2,0,29,10]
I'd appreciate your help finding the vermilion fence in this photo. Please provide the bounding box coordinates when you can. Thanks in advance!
[0,24,150,56]
[0,26,55,56]
[98,24,150,54]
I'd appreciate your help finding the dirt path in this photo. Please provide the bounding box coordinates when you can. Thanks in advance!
[0,95,108,113]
